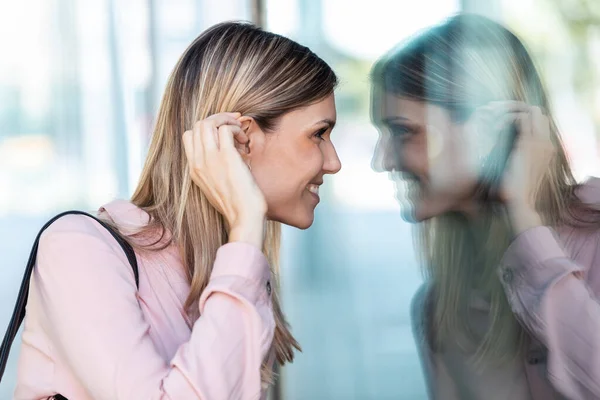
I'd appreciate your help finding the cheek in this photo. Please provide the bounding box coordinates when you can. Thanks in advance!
[285,139,323,176]
[400,140,428,176]
[256,143,323,202]
[306,145,326,174]
[285,146,324,196]
[426,135,479,195]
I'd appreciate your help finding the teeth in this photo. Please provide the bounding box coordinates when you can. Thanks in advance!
[307,184,319,195]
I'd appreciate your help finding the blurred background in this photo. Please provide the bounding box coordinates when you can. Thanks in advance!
[1,0,599,399]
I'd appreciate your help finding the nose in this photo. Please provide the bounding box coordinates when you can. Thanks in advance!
[371,136,400,172]
[323,141,342,175]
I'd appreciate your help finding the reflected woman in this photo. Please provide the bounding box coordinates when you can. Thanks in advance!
[372,14,600,400]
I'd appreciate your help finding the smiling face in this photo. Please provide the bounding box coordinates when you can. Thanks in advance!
[248,94,341,229]
[372,93,480,222]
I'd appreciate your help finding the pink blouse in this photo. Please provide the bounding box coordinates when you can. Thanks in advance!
[14,200,275,400]
[412,177,600,399]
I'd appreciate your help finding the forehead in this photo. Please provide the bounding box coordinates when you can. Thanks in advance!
[384,94,423,118]
[375,92,450,125]
[280,94,337,125]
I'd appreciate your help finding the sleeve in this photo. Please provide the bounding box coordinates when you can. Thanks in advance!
[498,226,600,399]
[410,284,460,400]
[34,215,274,400]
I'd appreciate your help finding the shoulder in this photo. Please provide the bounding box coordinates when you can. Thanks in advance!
[410,282,433,340]
[39,212,113,245]
[36,212,137,287]
[410,282,431,318]
[409,282,437,392]
[99,200,151,235]
[575,177,600,210]
[38,211,123,250]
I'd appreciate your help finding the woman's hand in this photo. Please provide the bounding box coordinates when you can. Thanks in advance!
[492,101,555,234]
[183,112,267,249]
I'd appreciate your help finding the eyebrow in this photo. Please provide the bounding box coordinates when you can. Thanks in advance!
[380,116,410,125]
[312,118,336,129]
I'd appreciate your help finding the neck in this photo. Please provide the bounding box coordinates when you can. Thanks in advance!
[455,198,484,221]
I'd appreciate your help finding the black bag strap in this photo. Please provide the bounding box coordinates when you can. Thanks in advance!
[0,211,139,382]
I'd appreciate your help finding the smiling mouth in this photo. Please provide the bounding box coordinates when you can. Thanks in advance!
[306,184,320,196]
[406,181,421,199]
[306,184,321,204]
[392,177,422,203]
[401,172,421,183]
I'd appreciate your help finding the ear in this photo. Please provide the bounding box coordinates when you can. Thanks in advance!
[236,116,266,161]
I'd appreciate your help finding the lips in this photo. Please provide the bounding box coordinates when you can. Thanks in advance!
[401,172,421,183]
[406,181,421,200]
[392,176,421,203]
[306,184,320,196]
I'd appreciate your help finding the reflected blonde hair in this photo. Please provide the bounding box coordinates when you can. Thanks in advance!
[126,22,337,383]
[372,14,600,364]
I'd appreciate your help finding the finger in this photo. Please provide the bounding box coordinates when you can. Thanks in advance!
[206,112,242,128]
[488,100,531,112]
[488,101,532,123]
[487,112,526,165]
[476,104,495,117]
[182,130,195,165]
[530,106,550,140]
[474,106,493,127]
[218,124,242,150]
[233,129,249,155]
[515,110,533,141]
[233,129,249,145]
[492,110,524,136]
[196,119,218,153]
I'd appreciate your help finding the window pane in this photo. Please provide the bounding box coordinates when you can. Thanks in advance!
[266,0,459,398]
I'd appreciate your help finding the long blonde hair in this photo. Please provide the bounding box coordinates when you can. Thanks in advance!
[372,14,600,364]
[123,22,337,382]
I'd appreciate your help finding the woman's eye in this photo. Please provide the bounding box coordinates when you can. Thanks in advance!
[314,128,328,140]
[389,124,412,138]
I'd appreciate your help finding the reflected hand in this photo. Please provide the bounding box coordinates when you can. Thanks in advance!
[484,101,554,234]
[494,102,554,209]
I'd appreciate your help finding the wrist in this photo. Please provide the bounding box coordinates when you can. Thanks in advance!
[507,201,543,236]
[229,215,266,249]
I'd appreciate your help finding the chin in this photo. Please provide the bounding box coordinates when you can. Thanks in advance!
[398,196,418,223]
[268,211,315,230]
[292,219,314,230]
[400,207,418,223]
[400,203,435,223]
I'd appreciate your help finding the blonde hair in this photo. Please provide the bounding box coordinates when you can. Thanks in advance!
[121,22,336,383]
[372,14,600,364]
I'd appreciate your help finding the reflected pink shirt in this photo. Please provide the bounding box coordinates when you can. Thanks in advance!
[14,200,275,400]
[412,177,600,400]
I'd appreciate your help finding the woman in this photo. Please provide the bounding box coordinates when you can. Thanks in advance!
[371,14,600,400]
[14,22,341,399]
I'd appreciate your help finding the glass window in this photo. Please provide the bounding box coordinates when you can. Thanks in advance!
[266,1,459,398]
[499,0,600,181]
